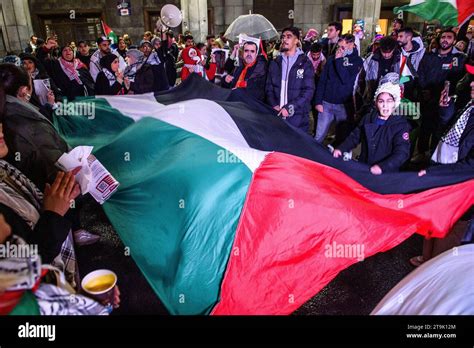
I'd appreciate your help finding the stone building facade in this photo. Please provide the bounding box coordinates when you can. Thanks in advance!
[1,0,431,56]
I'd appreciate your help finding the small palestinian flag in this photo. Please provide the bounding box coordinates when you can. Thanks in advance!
[101,20,119,47]
[395,0,473,27]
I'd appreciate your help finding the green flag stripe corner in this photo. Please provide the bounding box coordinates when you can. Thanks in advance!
[56,107,253,314]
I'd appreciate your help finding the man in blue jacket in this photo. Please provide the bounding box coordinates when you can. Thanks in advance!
[314,34,363,144]
[266,27,315,133]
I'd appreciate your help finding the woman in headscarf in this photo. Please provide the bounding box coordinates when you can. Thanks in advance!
[37,45,94,101]
[124,49,155,94]
[95,54,130,95]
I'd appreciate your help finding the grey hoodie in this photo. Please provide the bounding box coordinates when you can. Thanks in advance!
[280,48,305,107]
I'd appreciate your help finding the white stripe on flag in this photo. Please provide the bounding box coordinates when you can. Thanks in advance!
[102,93,165,121]
[408,0,425,6]
[102,95,269,172]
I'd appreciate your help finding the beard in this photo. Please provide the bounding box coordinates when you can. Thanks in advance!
[440,42,453,50]
[280,45,289,53]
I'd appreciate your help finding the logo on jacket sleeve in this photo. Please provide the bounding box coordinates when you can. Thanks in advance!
[297,69,305,79]
[402,132,410,141]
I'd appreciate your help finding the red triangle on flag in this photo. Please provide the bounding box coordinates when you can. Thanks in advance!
[101,20,113,36]
[457,0,474,26]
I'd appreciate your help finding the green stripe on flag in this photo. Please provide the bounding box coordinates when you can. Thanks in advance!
[394,0,458,26]
[54,99,253,315]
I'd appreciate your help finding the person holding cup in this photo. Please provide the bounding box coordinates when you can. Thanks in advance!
[0,121,121,315]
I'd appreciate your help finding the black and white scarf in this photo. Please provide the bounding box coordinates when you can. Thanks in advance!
[102,68,118,86]
[0,160,43,229]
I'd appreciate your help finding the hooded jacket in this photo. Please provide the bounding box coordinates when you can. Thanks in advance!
[266,48,315,131]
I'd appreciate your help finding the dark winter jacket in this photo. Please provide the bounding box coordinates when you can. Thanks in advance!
[338,108,411,172]
[319,37,340,58]
[3,95,69,190]
[418,47,467,98]
[95,71,128,96]
[38,58,94,101]
[76,51,92,69]
[0,203,71,264]
[266,50,315,131]
[157,41,178,86]
[222,56,268,101]
[129,64,156,95]
[315,50,363,106]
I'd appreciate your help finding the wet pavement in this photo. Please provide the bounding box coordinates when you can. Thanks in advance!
[76,197,423,316]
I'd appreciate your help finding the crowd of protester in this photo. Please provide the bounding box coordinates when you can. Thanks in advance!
[0,17,473,314]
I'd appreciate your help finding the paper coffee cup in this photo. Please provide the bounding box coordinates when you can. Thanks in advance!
[81,269,117,303]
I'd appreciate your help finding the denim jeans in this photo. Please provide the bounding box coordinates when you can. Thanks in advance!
[314,101,349,144]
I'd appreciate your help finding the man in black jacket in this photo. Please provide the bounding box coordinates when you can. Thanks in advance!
[416,29,467,161]
[319,22,342,58]
[428,66,473,170]
[222,41,268,102]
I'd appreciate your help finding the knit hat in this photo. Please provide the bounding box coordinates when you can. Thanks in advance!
[374,81,402,109]
[2,55,21,66]
[19,53,38,66]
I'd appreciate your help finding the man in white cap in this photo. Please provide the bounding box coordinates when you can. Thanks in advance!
[333,73,411,175]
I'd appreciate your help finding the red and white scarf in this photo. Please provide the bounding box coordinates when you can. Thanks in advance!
[59,57,85,85]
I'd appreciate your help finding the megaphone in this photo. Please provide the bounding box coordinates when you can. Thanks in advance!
[160,4,183,28]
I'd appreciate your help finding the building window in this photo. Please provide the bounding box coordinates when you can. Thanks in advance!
[40,15,102,47]
[253,0,294,31]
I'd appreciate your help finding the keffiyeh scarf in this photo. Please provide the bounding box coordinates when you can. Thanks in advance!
[59,57,85,85]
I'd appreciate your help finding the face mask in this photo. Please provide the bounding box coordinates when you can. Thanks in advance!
[343,48,353,56]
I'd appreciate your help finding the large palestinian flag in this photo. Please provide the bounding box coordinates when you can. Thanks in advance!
[54,75,474,315]
[395,0,473,27]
